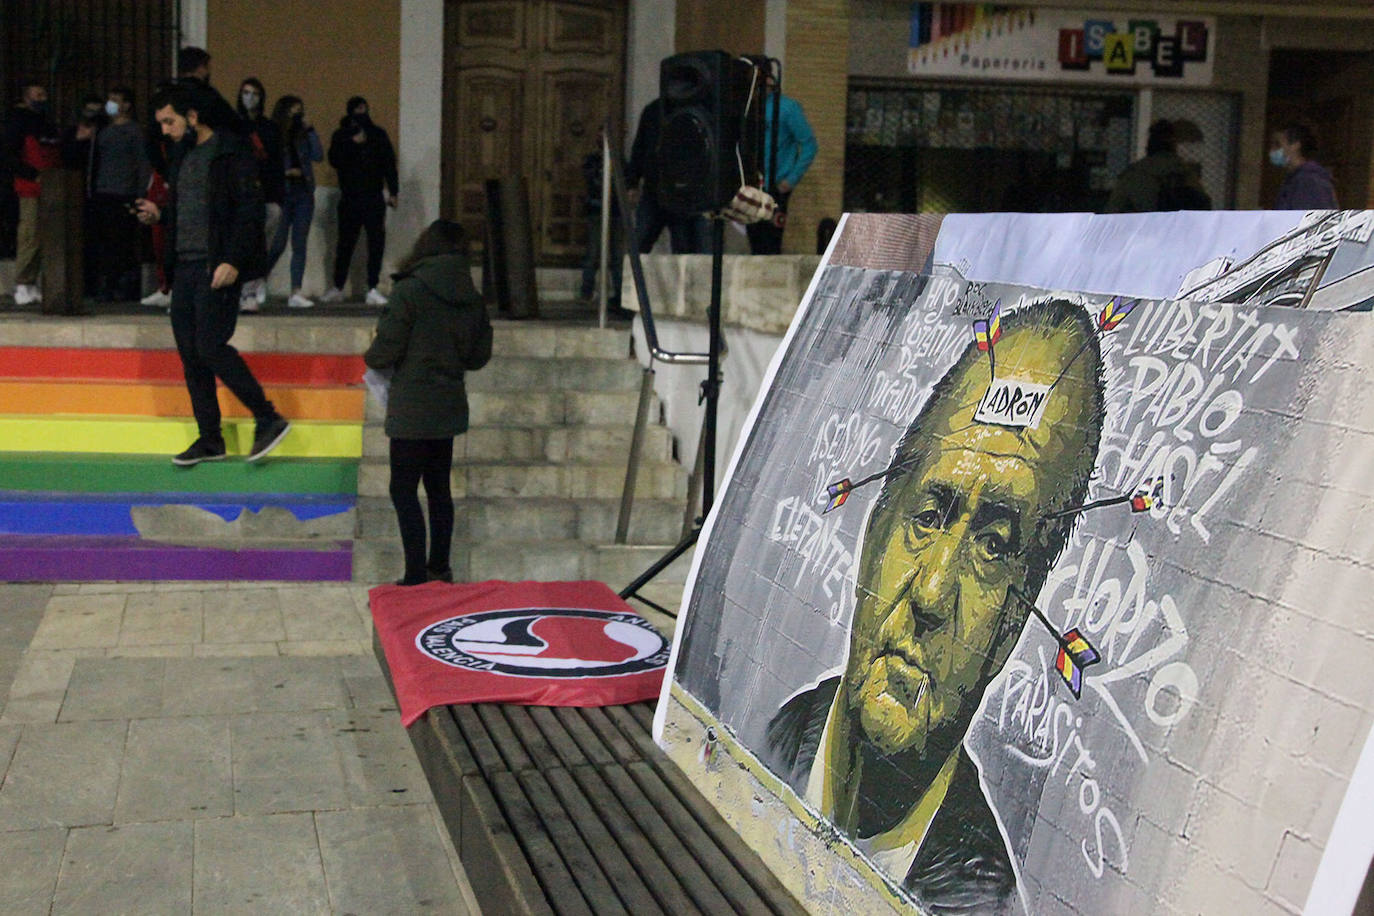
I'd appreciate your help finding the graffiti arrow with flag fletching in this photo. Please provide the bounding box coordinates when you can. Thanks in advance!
[1008,587,1100,699]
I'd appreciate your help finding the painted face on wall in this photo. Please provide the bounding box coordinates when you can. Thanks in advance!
[843,316,1099,761]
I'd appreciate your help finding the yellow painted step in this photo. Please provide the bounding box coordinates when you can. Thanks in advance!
[0,416,362,459]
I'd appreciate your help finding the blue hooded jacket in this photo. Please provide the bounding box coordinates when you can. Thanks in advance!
[761,94,817,191]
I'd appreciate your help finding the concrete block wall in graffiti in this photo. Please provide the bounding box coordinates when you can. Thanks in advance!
[658,210,1374,915]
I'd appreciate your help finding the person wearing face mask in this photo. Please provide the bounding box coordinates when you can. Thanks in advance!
[235,78,284,312]
[4,81,61,306]
[323,96,397,307]
[90,88,151,301]
[265,95,323,309]
[60,94,111,296]
[1270,123,1338,210]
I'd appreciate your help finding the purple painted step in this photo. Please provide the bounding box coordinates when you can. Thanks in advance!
[0,535,352,582]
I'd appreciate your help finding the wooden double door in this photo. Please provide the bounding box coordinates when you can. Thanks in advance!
[443,0,626,264]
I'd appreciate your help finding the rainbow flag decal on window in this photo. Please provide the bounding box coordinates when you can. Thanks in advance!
[1055,628,1100,698]
[1098,296,1137,332]
[824,478,853,513]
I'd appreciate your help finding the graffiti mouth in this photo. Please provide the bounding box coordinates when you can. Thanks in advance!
[875,650,932,706]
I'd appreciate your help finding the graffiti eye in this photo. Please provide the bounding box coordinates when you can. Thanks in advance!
[977,527,1015,561]
[912,508,942,530]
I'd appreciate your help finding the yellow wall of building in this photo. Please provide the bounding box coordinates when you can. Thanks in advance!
[782,0,848,255]
[206,0,402,188]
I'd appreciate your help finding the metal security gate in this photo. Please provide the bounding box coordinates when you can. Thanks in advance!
[0,0,179,129]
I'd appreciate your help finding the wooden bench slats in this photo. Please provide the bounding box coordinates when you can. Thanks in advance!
[599,764,736,914]
[602,706,807,915]
[628,701,655,732]
[552,705,619,767]
[578,705,643,765]
[516,769,629,916]
[490,771,595,916]
[429,706,481,778]
[460,769,555,916]
[378,631,802,915]
[528,706,590,769]
[568,764,705,916]
[543,767,666,916]
[478,704,537,773]
[625,759,778,915]
[454,704,507,776]
[503,705,561,768]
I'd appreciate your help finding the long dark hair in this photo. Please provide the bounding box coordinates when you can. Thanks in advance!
[393,219,468,278]
[272,94,303,146]
[236,77,266,119]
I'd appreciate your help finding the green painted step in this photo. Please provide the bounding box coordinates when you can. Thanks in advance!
[0,453,358,495]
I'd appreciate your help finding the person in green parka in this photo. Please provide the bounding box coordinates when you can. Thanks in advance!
[364,219,493,585]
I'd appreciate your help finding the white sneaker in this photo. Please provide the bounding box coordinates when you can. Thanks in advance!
[365,287,388,306]
[288,292,314,309]
[254,280,267,305]
[320,287,345,303]
[239,293,259,314]
[13,284,35,306]
[140,289,171,307]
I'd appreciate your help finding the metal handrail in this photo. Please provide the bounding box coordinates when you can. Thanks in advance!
[603,123,725,542]
[603,128,713,366]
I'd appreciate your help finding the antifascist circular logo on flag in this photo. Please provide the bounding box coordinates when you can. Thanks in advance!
[415,607,670,678]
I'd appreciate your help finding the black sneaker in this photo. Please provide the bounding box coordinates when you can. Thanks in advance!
[172,438,227,467]
[247,415,291,462]
[426,567,454,583]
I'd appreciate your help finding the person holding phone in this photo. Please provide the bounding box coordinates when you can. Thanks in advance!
[134,84,290,466]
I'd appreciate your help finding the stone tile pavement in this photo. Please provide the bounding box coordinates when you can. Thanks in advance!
[0,581,480,915]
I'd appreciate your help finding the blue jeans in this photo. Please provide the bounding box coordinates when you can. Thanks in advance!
[266,184,315,290]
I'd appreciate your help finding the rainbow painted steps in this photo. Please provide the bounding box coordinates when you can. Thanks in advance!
[0,345,366,582]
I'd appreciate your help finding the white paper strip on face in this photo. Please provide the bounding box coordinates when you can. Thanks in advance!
[974,377,1051,429]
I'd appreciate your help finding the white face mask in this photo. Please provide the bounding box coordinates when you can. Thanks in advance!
[104,100,120,117]
[241,90,260,110]
[1269,148,1288,169]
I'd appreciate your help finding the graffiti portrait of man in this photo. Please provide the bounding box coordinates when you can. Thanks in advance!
[765,298,1106,913]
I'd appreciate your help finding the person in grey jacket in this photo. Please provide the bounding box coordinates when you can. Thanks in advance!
[364,219,492,585]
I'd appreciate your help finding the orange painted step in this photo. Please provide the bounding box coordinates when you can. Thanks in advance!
[0,347,366,385]
[0,380,364,420]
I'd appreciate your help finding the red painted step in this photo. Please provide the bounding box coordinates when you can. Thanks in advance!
[0,347,366,386]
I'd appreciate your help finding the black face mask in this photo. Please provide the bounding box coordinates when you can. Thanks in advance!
[352,112,371,127]
[292,112,304,126]
[30,100,49,115]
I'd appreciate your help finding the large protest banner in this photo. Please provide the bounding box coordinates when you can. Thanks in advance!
[656,211,1374,914]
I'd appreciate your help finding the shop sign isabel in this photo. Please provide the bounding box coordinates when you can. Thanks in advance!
[908,5,1214,87]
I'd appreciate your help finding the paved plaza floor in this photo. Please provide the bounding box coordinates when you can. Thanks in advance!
[0,580,480,915]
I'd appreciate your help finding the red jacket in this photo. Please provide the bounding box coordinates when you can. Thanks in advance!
[4,106,61,198]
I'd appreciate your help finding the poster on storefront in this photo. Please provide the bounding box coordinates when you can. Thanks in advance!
[655,211,1374,914]
[907,6,1215,87]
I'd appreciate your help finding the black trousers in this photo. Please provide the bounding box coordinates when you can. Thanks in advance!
[170,260,276,442]
[334,195,386,289]
[91,193,141,297]
[389,437,455,582]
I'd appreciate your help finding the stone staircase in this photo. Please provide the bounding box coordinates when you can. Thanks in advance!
[350,321,696,597]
